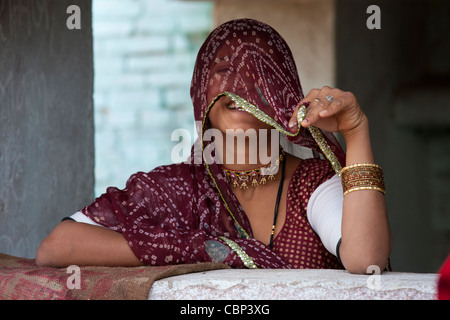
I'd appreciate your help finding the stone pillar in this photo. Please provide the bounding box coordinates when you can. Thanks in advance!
[0,0,94,259]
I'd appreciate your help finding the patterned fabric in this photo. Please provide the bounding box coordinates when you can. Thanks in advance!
[81,19,345,269]
[274,159,342,269]
[0,253,229,300]
[81,163,289,268]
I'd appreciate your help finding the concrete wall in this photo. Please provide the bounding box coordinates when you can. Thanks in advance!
[93,0,213,196]
[0,0,94,258]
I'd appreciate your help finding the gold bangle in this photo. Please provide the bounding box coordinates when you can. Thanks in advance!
[340,163,385,196]
[340,163,382,175]
[343,186,386,196]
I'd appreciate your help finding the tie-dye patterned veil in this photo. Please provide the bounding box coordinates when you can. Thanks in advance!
[81,19,345,268]
[191,18,344,170]
[190,18,345,238]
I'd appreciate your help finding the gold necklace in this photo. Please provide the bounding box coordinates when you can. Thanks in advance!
[222,150,284,189]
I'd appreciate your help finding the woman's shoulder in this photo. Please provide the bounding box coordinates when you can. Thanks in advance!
[146,162,193,175]
[125,162,197,187]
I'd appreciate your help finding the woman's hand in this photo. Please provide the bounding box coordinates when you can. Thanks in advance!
[289,86,368,139]
[288,86,392,274]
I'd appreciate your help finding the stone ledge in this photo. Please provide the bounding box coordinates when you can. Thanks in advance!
[149,269,438,300]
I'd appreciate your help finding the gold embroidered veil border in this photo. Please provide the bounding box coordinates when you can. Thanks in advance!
[199,92,344,269]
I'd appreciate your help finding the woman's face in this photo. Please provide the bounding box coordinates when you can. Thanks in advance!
[206,48,272,134]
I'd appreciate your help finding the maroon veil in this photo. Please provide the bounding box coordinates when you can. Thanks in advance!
[81,19,345,269]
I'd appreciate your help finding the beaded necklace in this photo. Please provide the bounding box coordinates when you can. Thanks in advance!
[222,150,286,250]
[222,150,284,189]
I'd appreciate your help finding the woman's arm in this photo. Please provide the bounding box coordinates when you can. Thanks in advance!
[290,86,392,274]
[338,116,392,274]
[35,220,144,267]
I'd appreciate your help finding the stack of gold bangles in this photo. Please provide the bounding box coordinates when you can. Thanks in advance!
[340,163,385,196]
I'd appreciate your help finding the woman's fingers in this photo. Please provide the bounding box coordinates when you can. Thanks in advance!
[301,86,348,127]
[288,88,327,130]
[288,101,310,132]
[302,97,324,127]
[319,96,343,117]
[288,105,300,130]
[288,86,361,133]
[301,87,338,126]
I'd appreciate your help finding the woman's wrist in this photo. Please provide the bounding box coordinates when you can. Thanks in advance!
[341,114,369,144]
[341,115,375,165]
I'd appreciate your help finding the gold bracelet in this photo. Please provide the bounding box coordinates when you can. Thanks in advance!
[340,163,382,174]
[343,186,386,196]
[340,163,385,196]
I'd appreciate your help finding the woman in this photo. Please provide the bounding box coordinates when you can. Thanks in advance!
[36,19,391,274]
